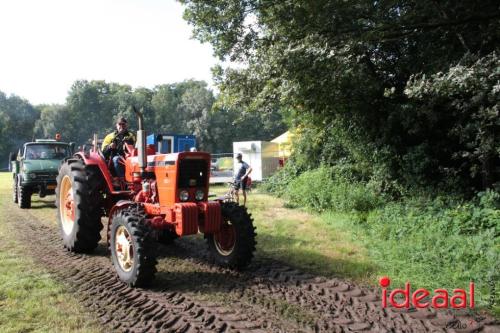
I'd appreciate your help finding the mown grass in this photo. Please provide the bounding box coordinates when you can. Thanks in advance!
[264,166,500,317]
[211,184,375,283]
[3,169,497,329]
[360,198,500,316]
[0,172,102,333]
[2,174,375,329]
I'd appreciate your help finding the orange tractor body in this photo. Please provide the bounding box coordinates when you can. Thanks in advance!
[55,108,255,287]
[81,148,220,236]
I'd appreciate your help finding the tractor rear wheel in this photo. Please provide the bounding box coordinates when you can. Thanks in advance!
[13,178,18,204]
[56,159,103,253]
[206,202,256,269]
[18,183,31,209]
[110,205,157,287]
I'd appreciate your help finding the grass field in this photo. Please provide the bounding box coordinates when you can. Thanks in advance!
[0,173,378,330]
[0,173,101,333]
[0,173,498,324]
[1,170,497,330]
[212,183,374,282]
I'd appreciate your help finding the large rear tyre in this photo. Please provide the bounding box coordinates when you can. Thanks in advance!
[110,205,157,287]
[18,184,31,209]
[206,202,256,269]
[56,159,103,253]
[13,178,18,204]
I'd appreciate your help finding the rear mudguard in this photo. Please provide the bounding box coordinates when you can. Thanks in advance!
[74,151,115,193]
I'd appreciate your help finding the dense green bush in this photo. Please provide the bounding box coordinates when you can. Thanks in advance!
[403,53,500,192]
[364,191,499,308]
[265,163,499,311]
[285,167,335,212]
[283,166,384,213]
[262,161,301,197]
[183,0,500,195]
[266,162,499,310]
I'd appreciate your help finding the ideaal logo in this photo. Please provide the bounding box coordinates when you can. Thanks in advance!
[379,276,475,309]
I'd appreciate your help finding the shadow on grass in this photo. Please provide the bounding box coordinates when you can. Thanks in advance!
[88,224,375,291]
[30,197,56,209]
[29,203,56,209]
[255,233,376,282]
[92,243,110,257]
[153,269,240,293]
[152,232,376,292]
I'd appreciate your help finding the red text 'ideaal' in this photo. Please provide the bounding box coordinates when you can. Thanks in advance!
[379,276,474,309]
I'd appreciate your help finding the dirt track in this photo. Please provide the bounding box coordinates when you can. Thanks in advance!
[6,200,500,333]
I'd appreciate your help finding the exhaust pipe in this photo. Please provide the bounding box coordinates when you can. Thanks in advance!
[132,106,147,176]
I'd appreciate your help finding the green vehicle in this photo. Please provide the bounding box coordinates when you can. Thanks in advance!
[10,139,75,208]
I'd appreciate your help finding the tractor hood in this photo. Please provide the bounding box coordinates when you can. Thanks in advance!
[23,159,61,173]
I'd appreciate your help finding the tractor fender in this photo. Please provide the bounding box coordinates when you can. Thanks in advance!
[73,151,115,192]
[107,200,136,245]
[109,200,136,219]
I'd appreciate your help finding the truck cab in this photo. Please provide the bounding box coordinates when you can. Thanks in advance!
[11,139,74,208]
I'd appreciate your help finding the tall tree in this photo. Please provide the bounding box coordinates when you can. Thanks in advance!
[179,82,216,150]
[180,0,500,191]
[0,91,39,163]
[34,104,72,141]
[1,78,287,163]
[65,80,134,144]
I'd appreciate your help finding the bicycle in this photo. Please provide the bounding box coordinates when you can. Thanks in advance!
[223,177,252,203]
[223,181,237,203]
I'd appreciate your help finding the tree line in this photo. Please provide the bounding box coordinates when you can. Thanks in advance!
[180,0,500,195]
[0,79,286,166]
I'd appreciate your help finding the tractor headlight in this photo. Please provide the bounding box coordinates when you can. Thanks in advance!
[195,189,204,201]
[179,190,189,202]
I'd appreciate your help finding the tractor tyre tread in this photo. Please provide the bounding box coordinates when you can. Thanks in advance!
[110,205,157,287]
[56,160,103,253]
[206,202,256,270]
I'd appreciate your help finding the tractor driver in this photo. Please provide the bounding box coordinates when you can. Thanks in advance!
[102,117,136,178]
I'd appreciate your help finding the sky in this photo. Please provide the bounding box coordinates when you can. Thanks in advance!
[0,0,218,105]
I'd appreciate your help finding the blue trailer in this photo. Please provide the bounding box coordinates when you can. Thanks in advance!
[146,134,196,154]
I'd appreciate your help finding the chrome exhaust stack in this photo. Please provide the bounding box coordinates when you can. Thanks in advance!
[132,106,147,176]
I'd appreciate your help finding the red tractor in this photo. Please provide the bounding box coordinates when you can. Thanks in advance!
[55,108,256,287]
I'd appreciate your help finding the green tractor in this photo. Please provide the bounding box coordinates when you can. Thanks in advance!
[10,138,75,208]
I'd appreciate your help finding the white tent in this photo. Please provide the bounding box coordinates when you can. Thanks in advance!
[233,141,280,181]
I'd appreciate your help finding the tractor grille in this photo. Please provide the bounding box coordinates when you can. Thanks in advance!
[178,159,208,188]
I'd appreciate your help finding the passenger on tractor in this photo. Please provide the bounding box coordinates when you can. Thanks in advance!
[102,117,136,179]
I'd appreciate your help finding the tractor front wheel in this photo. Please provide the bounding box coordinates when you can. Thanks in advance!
[206,202,256,269]
[56,160,103,253]
[110,206,157,287]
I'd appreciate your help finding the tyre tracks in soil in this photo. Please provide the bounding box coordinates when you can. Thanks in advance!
[14,207,294,333]
[166,238,500,333]
[6,202,500,333]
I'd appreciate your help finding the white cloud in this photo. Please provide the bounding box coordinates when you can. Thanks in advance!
[0,0,217,104]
